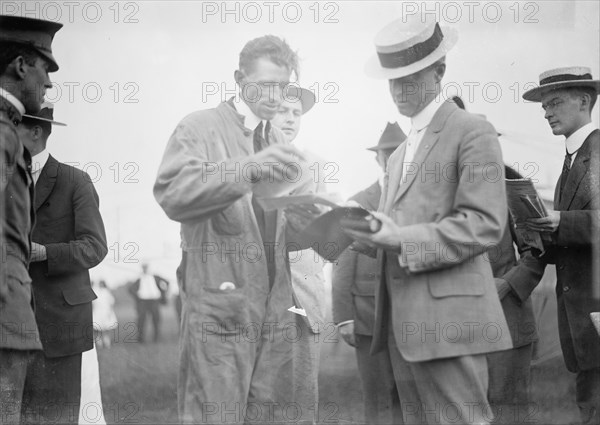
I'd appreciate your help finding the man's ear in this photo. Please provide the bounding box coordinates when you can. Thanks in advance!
[579,92,591,112]
[234,70,244,86]
[32,126,43,141]
[12,56,30,81]
[434,62,446,83]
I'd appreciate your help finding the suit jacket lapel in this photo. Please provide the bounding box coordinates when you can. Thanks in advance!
[34,155,58,211]
[384,143,406,214]
[392,100,456,205]
[559,130,596,210]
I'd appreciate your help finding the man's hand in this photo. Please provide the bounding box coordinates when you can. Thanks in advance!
[285,203,323,233]
[342,211,402,252]
[338,322,356,347]
[525,210,560,233]
[246,144,306,182]
[30,242,47,262]
[495,278,511,301]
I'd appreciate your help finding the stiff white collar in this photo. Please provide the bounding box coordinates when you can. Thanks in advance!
[411,92,444,132]
[565,122,596,154]
[0,88,26,116]
[235,96,264,134]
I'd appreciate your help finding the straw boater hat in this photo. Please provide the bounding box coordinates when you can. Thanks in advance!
[22,101,66,126]
[522,66,600,102]
[367,122,407,151]
[0,15,62,72]
[365,18,458,80]
[285,86,316,114]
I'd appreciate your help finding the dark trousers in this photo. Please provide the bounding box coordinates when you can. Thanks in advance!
[0,348,31,424]
[576,368,600,424]
[355,333,402,425]
[137,298,161,342]
[486,343,534,424]
[20,350,82,424]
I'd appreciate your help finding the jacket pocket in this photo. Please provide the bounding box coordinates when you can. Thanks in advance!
[427,272,485,298]
[62,286,98,305]
[211,202,244,235]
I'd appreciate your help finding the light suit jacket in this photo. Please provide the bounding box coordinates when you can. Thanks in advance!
[371,100,513,361]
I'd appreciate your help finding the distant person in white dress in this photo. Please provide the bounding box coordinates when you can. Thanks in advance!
[92,280,117,348]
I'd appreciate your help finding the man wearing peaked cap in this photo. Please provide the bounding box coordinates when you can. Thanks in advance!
[333,122,405,425]
[0,15,62,424]
[344,17,511,425]
[523,67,600,424]
[15,102,107,424]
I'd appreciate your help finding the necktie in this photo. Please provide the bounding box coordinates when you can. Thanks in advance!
[253,121,270,153]
[559,149,574,201]
[251,121,276,288]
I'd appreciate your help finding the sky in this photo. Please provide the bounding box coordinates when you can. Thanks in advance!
[4,1,599,284]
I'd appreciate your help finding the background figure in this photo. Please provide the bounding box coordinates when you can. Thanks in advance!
[16,103,108,424]
[128,262,169,343]
[93,280,118,348]
[523,67,600,424]
[332,122,405,425]
[0,15,61,424]
[272,86,327,418]
[487,166,546,424]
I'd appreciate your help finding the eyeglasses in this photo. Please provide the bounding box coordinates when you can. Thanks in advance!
[541,99,565,113]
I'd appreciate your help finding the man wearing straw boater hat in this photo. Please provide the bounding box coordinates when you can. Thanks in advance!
[0,15,62,423]
[523,67,600,424]
[343,17,512,424]
[333,122,406,425]
[15,102,107,424]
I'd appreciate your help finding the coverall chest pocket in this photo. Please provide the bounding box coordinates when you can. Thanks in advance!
[211,202,245,235]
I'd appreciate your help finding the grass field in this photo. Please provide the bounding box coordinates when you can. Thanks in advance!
[98,288,580,424]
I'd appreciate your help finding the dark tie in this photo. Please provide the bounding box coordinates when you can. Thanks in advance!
[253,121,270,153]
[251,121,276,288]
[559,149,574,201]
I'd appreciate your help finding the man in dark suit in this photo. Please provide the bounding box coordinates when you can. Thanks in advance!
[346,18,512,424]
[523,67,600,424]
[0,16,62,424]
[128,262,169,343]
[332,122,405,425]
[15,103,108,424]
[486,166,547,424]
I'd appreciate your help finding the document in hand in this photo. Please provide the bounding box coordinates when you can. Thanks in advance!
[256,193,375,261]
[505,178,551,253]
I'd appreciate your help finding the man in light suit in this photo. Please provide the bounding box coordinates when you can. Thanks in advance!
[16,103,108,423]
[523,67,600,424]
[332,122,405,425]
[345,18,512,424]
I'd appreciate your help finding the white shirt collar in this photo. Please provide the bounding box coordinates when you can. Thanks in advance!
[565,122,596,154]
[234,96,264,133]
[31,149,50,184]
[0,87,26,116]
[411,92,444,132]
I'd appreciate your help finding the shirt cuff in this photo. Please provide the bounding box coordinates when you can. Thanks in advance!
[336,320,354,328]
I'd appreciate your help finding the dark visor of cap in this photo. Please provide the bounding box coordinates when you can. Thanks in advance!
[540,73,593,86]
[377,23,444,69]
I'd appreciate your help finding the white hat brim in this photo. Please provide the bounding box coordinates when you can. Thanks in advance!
[522,80,600,102]
[365,27,458,80]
